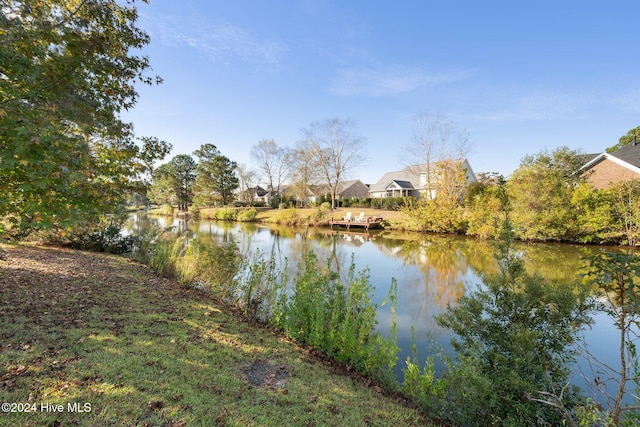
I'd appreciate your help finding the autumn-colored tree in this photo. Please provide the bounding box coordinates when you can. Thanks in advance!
[402,159,470,233]
[570,183,617,244]
[465,177,504,239]
[508,147,585,241]
[404,112,472,200]
[610,179,640,246]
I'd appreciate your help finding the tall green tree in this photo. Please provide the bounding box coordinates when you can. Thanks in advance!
[170,154,196,211]
[193,144,238,206]
[0,0,165,236]
[147,163,176,206]
[210,155,239,206]
[148,155,196,211]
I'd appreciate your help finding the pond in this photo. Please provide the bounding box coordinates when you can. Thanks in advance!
[127,214,633,404]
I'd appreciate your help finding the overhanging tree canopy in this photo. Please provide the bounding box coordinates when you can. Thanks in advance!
[0,0,167,236]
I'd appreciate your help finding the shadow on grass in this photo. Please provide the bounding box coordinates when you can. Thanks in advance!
[0,245,428,426]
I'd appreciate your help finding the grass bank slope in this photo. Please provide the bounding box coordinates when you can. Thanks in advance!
[0,244,428,426]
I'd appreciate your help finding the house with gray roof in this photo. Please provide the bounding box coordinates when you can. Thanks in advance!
[369,159,476,199]
[580,142,640,189]
[306,179,370,204]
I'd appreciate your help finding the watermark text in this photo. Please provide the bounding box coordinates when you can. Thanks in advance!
[1,402,92,413]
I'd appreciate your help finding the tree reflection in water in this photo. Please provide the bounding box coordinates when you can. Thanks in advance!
[128,215,625,385]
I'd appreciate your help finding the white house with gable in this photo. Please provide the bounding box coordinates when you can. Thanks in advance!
[368,159,476,199]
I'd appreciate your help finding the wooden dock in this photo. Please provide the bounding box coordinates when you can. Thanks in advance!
[329,216,383,231]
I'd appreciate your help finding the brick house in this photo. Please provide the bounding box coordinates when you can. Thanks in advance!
[580,142,640,189]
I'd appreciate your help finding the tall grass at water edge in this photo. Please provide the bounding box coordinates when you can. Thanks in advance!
[130,227,614,425]
[135,232,408,390]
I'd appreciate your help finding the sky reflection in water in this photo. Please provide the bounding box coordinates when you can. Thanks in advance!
[128,215,632,404]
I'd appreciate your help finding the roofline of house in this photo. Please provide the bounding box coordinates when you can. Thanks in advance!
[581,152,640,175]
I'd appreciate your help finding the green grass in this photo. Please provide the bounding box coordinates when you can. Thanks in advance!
[0,244,430,426]
[252,207,416,230]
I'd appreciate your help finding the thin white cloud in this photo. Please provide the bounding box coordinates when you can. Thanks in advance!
[611,87,640,114]
[329,66,471,97]
[472,91,592,122]
[149,16,288,71]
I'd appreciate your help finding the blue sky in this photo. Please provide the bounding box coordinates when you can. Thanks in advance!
[123,0,640,184]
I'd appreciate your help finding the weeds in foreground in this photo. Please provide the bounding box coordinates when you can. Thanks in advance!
[142,231,403,389]
[272,253,400,388]
[401,327,445,408]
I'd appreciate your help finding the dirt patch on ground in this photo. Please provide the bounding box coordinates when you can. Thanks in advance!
[244,359,290,388]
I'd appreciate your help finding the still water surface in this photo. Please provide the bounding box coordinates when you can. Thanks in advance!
[128,214,630,402]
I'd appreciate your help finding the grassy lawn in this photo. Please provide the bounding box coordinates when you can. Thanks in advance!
[0,244,430,426]
[193,206,417,231]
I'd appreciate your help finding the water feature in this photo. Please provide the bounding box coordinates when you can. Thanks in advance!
[126,213,634,404]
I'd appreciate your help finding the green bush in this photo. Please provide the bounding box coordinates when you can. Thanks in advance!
[236,251,287,321]
[272,252,399,387]
[401,328,446,409]
[188,204,200,220]
[146,233,186,278]
[237,207,257,222]
[177,236,241,297]
[434,187,592,425]
[370,196,416,211]
[159,203,174,216]
[62,213,138,254]
[276,208,309,226]
[350,197,371,208]
[213,207,237,221]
